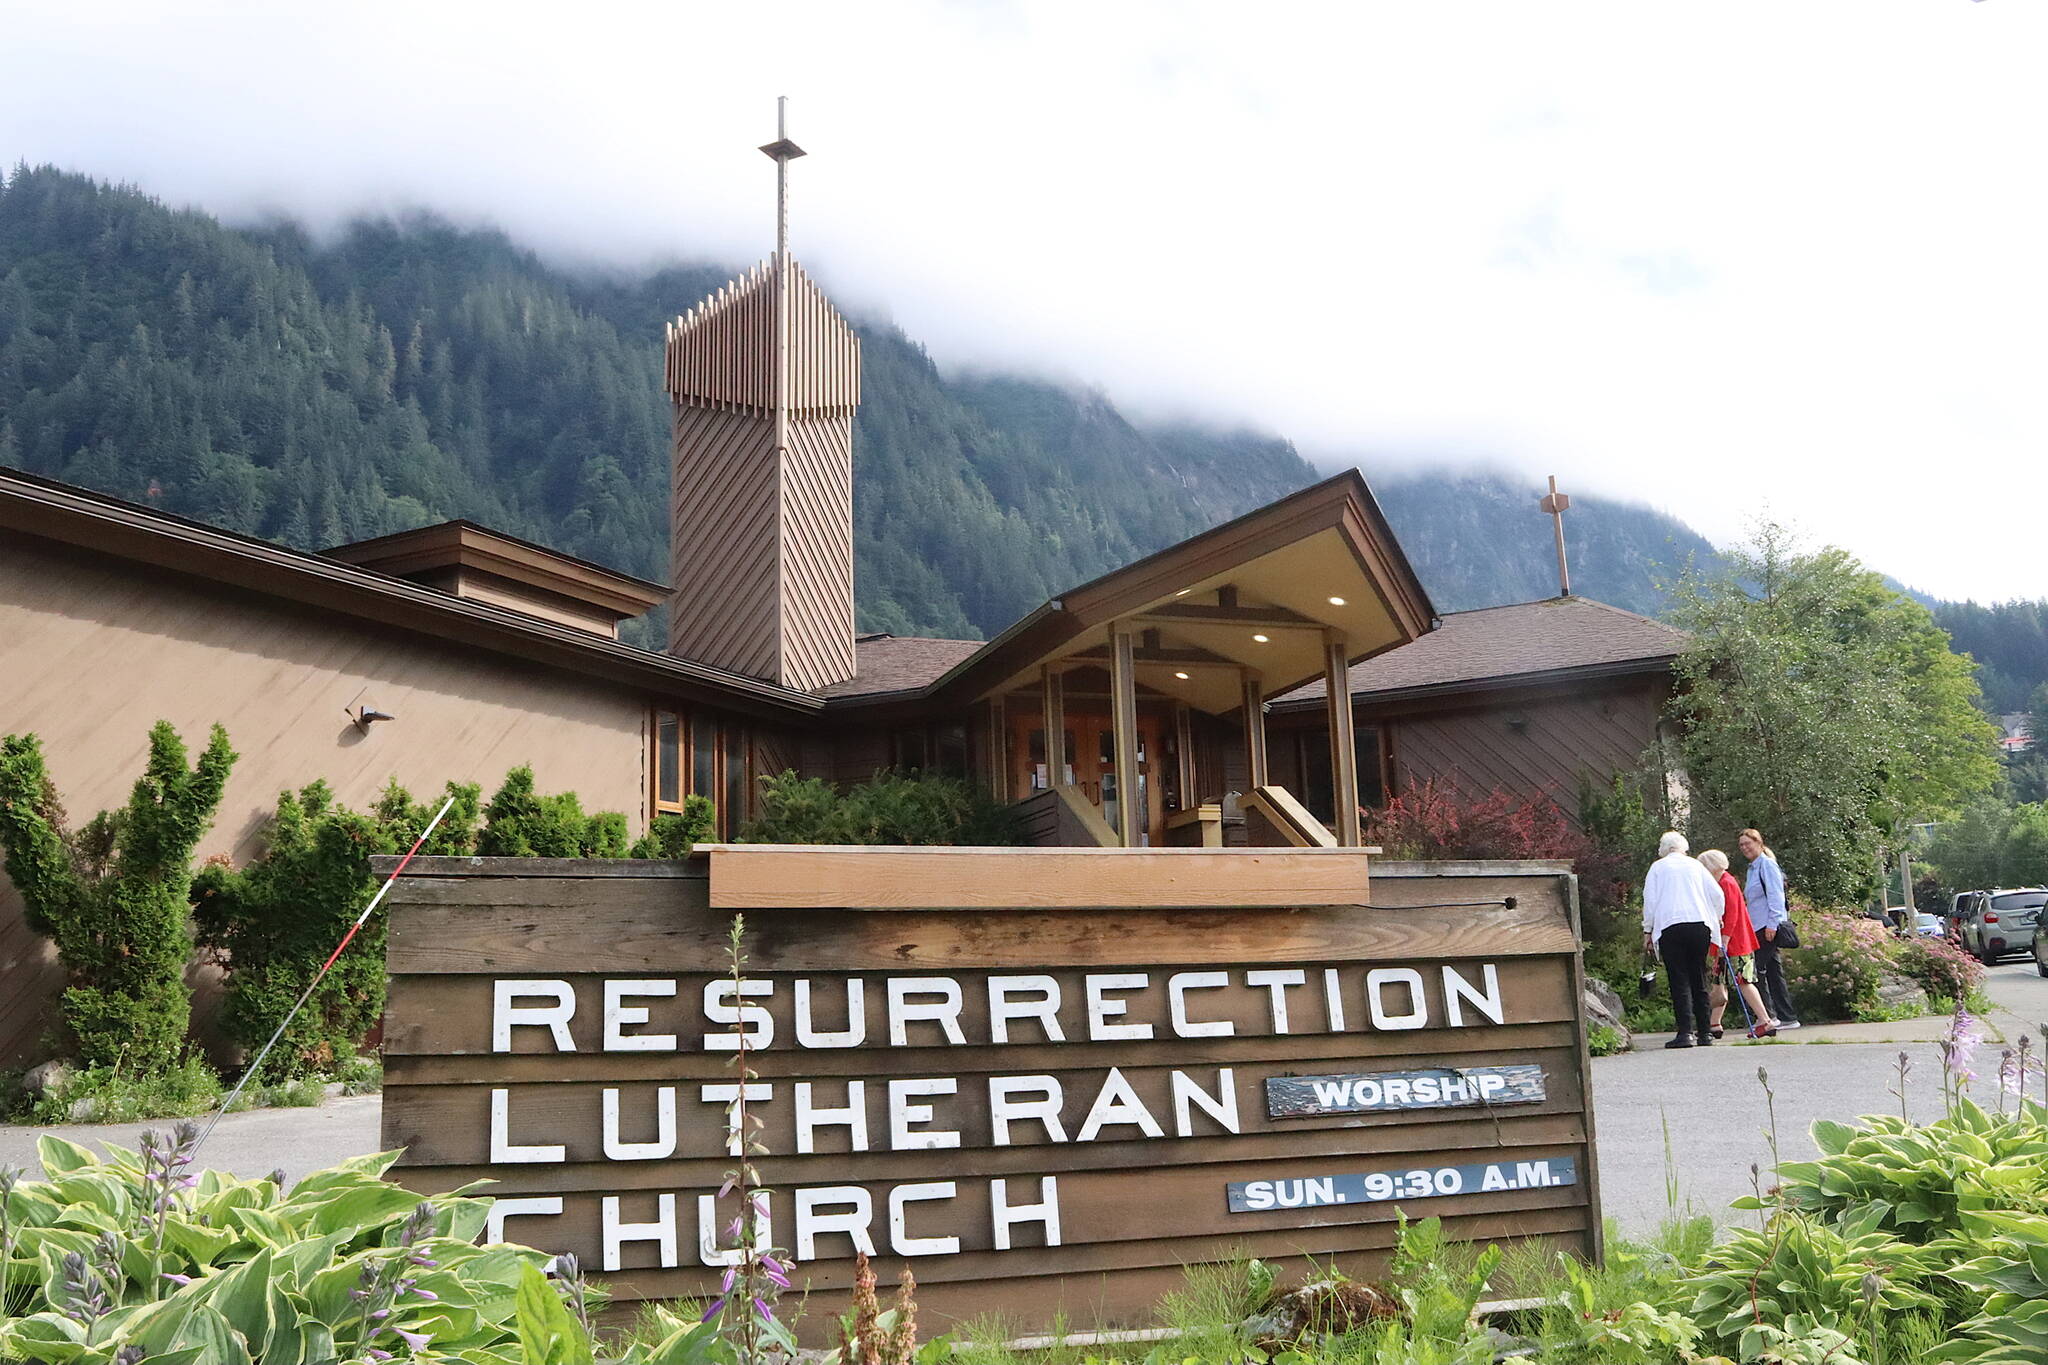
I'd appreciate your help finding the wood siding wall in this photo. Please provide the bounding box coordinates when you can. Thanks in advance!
[1268,678,1667,823]
[1379,682,1665,819]
[0,535,661,1067]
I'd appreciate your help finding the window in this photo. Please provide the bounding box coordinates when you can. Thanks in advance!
[652,710,749,835]
[1296,724,1385,827]
[723,725,748,835]
[690,714,717,802]
[653,711,683,812]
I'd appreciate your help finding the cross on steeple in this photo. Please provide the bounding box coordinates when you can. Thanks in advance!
[1537,474,1572,598]
[759,95,806,268]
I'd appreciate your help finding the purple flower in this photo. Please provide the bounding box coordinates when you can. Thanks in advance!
[718,1175,738,1197]
[1946,1005,1984,1082]
[763,1262,791,1289]
[700,1296,727,1323]
[395,1328,430,1351]
[160,1273,193,1286]
[367,1353,392,1362]
[753,1296,773,1321]
[410,1287,438,1302]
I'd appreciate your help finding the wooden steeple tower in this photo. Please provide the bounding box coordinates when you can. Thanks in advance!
[664,98,861,691]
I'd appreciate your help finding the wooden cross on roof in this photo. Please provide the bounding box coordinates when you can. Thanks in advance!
[1537,474,1572,598]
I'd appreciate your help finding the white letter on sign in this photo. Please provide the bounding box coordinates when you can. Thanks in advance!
[1171,1068,1240,1135]
[1365,967,1429,1030]
[489,1088,564,1163]
[991,1176,1062,1250]
[795,1080,869,1154]
[602,1193,678,1270]
[492,980,575,1052]
[887,978,967,1046]
[889,1078,961,1150]
[1076,1067,1164,1142]
[702,979,774,1050]
[1245,969,1305,1033]
[1168,971,1234,1037]
[987,975,1065,1043]
[700,1083,772,1155]
[889,1182,960,1256]
[1442,963,1505,1026]
[1086,973,1153,1041]
[795,978,866,1048]
[796,1187,876,1260]
[604,980,677,1051]
[602,1086,678,1161]
[988,1075,1068,1145]
[485,1196,562,1244]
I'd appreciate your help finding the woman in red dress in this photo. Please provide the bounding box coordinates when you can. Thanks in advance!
[1700,848,1777,1039]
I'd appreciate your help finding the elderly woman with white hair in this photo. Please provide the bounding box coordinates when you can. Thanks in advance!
[1642,830,1725,1048]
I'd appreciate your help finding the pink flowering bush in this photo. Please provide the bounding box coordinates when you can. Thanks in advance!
[1892,932,1986,1006]
[1781,909,1891,1020]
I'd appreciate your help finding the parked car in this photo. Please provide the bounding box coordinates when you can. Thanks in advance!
[1912,912,1945,938]
[2033,928,2048,979]
[1954,888,2048,964]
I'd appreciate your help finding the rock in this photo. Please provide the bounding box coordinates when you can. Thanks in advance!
[1583,974,1632,1052]
[1874,973,1929,1014]
[23,1059,69,1099]
[1254,1277,1402,1346]
[68,1097,101,1123]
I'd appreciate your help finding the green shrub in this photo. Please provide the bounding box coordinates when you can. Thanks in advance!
[192,778,479,1081]
[0,723,235,1070]
[743,769,1022,846]
[1587,1024,1627,1057]
[478,765,630,857]
[629,796,716,858]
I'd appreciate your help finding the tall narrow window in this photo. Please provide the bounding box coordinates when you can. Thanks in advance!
[1355,726,1385,810]
[690,714,717,802]
[723,726,748,836]
[653,711,682,812]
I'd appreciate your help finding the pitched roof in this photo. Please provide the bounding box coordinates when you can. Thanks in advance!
[0,467,823,718]
[817,634,988,699]
[1272,595,1688,710]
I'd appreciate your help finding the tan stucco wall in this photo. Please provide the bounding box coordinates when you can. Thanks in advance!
[0,534,655,1067]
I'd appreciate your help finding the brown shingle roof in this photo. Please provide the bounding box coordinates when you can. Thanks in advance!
[816,634,987,699]
[1273,596,1688,709]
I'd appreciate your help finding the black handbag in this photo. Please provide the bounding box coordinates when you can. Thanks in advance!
[1775,918,1801,950]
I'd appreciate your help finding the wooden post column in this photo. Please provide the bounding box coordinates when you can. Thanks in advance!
[985,696,1008,803]
[1041,664,1067,789]
[1240,668,1269,791]
[1173,702,1197,808]
[1109,625,1142,847]
[1323,629,1361,847]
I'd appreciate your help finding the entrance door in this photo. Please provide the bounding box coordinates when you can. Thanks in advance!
[1013,708,1167,844]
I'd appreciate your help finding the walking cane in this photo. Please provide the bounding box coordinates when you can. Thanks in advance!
[1720,950,1760,1038]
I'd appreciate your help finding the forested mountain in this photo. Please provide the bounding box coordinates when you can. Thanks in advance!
[1932,601,2048,714]
[0,163,2029,697]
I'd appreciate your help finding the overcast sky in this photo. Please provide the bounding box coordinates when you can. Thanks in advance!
[6,2,2043,602]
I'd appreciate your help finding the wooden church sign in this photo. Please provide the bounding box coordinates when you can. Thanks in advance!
[378,847,1599,1332]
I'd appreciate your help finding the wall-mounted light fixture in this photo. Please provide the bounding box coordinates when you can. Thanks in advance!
[350,704,397,732]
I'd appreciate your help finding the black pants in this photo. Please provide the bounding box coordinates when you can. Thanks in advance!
[1754,936,1799,1025]
[1659,921,1713,1040]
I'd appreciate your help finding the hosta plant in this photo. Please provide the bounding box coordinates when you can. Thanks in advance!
[0,1131,550,1364]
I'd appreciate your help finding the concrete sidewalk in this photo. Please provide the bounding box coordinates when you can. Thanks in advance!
[0,1095,382,1182]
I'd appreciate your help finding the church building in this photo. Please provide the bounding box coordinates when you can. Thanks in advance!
[0,113,1680,1064]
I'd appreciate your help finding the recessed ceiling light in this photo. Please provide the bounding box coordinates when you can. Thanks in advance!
[1174,670,1190,680]
[1328,596,1347,607]
[1173,589,1190,597]
[1252,633,1270,643]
